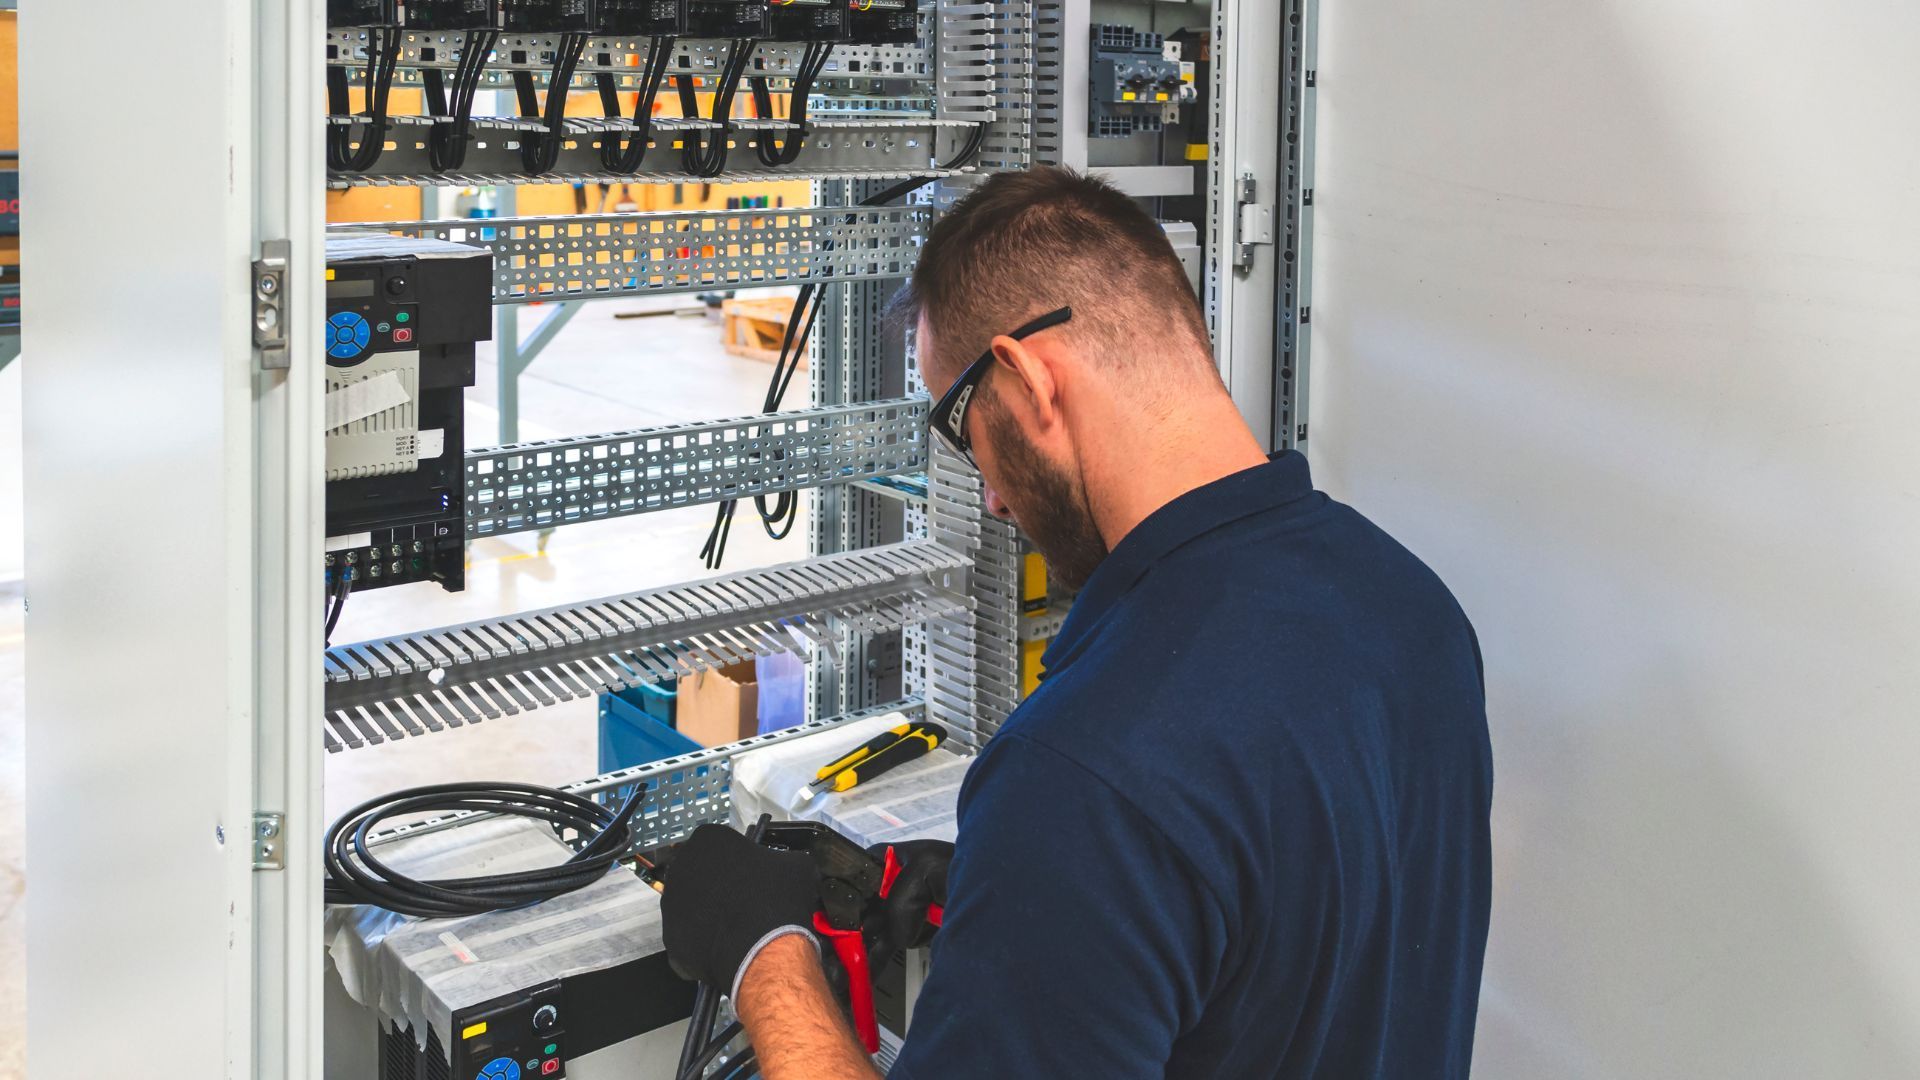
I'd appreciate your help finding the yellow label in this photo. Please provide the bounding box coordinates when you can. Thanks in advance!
[1121,91,1137,101]
[461,1022,488,1040]
[1185,143,1210,162]
[326,268,336,281]
[1156,92,1169,101]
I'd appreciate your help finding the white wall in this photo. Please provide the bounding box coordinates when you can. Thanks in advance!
[1309,2,1920,1077]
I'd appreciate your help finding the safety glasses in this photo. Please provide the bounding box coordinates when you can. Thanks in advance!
[927,306,1073,468]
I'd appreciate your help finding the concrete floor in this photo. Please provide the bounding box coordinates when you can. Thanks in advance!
[0,295,808,1076]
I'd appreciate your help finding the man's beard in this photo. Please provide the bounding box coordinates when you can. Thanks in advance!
[981,405,1108,591]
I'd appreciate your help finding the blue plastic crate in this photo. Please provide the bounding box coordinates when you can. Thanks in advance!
[597,682,698,773]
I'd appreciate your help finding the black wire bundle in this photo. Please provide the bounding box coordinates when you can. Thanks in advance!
[323,781,641,919]
[698,124,992,570]
[425,28,502,173]
[327,26,403,172]
[323,571,352,647]
[748,42,835,168]
[597,35,678,172]
[678,1019,756,1080]
[675,40,756,178]
[513,32,591,176]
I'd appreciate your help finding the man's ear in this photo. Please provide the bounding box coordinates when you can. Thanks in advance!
[990,335,1063,429]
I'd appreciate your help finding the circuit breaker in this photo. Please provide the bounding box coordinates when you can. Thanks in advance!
[1088,24,1193,139]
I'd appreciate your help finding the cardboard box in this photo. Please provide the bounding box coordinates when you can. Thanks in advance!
[675,662,760,748]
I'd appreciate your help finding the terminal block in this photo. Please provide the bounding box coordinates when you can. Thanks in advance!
[769,0,850,42]
[1088,23,1186,139]
[406,0,504,29]
[848,0,917,45]
[328,0,401,27]
[594,0,686,34]
[502,0,597,31]
[686,0,770,39]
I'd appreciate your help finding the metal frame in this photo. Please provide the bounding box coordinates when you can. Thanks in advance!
[1281,0,1319,450]
[465,396,928,539]
[1207,0,1310,451]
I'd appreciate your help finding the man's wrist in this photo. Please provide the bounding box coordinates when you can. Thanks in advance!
[732,925,819,1003]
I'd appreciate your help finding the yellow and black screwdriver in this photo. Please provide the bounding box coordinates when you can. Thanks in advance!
[802,720,949,799]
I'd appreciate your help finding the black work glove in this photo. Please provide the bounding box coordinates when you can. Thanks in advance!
[661,824,823,1001]
[866,839,954,970]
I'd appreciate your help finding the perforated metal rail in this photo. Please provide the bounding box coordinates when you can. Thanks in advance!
[338,203,930,302]
[326,116,977,187]
[322,541,970,752]
[465,398,929,539]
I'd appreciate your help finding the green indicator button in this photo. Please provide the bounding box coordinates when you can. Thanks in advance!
[396,311,411,323]
[544,1044,557,1056]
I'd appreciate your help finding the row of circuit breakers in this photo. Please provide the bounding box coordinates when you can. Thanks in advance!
[330,0,917,37]
[327,1,918,175]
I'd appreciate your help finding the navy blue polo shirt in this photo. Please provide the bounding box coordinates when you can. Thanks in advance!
[891,451,1492,1079]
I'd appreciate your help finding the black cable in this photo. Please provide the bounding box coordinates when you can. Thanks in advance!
[598,34,677,172]
[324,572,351,647]
[328,26,402,172]
[676,1020,744,1080]
[322,781,641,918]
[427,28,500,173]
[675,40,755,178]
[676,984,719,1076]
[514,32,590,176]
[749,41,832,168]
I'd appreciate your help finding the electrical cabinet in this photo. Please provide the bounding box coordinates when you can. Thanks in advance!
[20,1,1312,1076]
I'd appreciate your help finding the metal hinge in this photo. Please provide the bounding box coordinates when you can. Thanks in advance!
[1234,174,1275,271]
[252,812,285,871]
[253,240,290,370]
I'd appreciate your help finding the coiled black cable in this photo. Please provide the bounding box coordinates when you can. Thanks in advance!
[598,35,677,172]
[327,25,402,172]
[323,781,641,918]
[426,28,501,173]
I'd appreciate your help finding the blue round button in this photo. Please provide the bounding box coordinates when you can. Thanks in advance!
[477,1056,521,1080]
[327,311,371,360]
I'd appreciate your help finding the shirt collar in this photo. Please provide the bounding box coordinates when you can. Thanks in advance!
[1038,450,1317,676]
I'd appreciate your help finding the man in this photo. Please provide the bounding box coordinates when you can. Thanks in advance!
[662,167,1492,1078]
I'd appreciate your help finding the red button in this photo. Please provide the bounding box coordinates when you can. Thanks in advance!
[392,327,413,343]
[541,1061,560,1075]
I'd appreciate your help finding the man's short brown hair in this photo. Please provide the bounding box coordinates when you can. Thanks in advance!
[893,166,1211,386]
